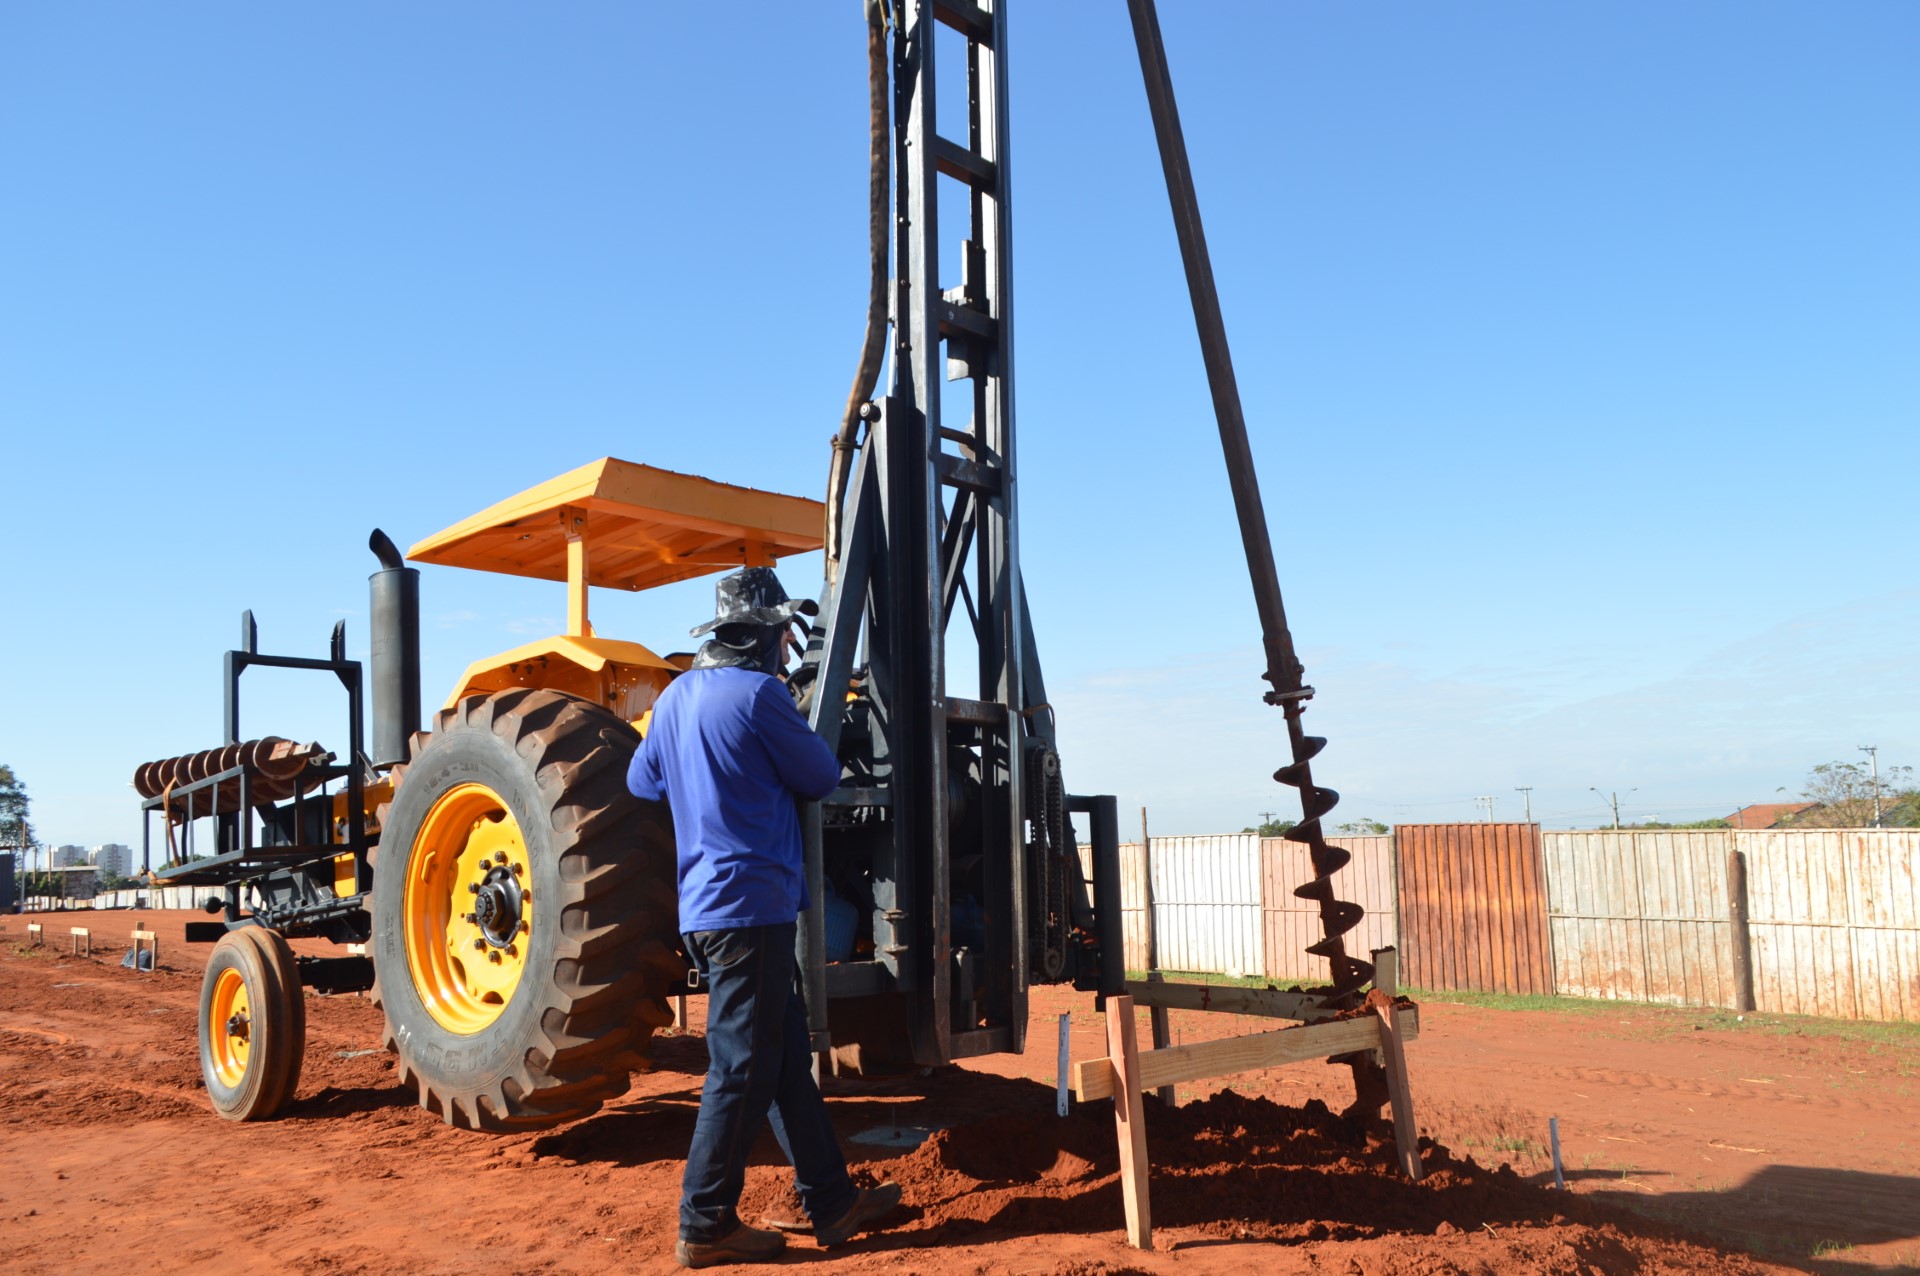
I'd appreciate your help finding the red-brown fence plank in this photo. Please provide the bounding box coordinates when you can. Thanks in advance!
[1397,824,1550,994]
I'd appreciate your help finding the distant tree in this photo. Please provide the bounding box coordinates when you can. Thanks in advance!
[1793,760,1916,828]
[1622,818,1729,830]
[1883,791,1920,828]
[1335,817,1391,835]
[1241,818,1297,836]
[0,764,28,851]
[0,765,35,881]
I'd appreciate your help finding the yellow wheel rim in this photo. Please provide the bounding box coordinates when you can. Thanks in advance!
[403,782,533,1034]
[209,965,252,1088]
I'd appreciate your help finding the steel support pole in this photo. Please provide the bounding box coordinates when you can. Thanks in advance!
[1125,0,1300,699]
[1127,0,1368,1004]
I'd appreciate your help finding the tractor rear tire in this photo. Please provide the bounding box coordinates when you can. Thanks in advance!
[370,688,680,1132]
[198,927,304,1120]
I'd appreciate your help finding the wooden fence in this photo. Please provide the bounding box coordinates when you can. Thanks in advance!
[1743,829,1919,1021]
[1117,835,1263,977]
[1543,830,1741,1007]
[1260,835,1397,984]
[1396,824,1553,995]
[1118,835,1398,982]
[1120,824,1918,1022]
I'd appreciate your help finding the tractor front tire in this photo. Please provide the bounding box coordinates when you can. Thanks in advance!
[370,688,680,1132]
[198,927,304,1120]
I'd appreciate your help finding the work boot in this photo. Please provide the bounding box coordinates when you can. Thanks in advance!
[675,1222,787,1269]
[814,1182,904,1248]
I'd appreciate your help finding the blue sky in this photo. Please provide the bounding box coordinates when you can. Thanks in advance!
[3,3,1914,851]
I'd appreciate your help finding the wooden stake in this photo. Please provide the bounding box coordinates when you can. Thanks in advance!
[1105,994,1151,1248]
[1369,948,1422,1181]
[70,926,91,957]
[131,928,158,972]
[1140,811,1173,1107]
[1056,1012,1071,1116]
[1140,807,1157,972]
[1145,972,1175,1107]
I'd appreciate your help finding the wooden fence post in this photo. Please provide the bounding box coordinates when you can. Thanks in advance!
[70,926,91,957]
[1726,848,1756,1013]
[1105,993,1151,1249]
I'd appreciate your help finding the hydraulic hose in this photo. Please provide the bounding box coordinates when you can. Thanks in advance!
[825,0,891,585]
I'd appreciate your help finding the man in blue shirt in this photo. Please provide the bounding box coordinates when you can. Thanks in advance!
[628,567,901,1269]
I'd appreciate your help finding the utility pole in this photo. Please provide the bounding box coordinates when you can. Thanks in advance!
[1859,746,1882,828]
[1475,795,1495,823]
[1515,786,1533,823]
[1590,786,1634,830]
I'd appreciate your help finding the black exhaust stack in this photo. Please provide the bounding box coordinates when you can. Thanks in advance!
[368,529,421,768]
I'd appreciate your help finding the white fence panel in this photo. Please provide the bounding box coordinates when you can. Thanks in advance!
[1742,829,1920,1021]
[1543,831,1735,1008]
[1118,834,1263,977]
[1261,836,1397,984]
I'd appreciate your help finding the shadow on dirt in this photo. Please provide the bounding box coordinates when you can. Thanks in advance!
[1576,1164,1920,1273]
[531,1097,704,1166]
[283,1083,416,1120]
[643,1032,711,1078]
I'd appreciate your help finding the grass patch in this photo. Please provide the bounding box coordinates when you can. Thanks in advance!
[1401,986,1617,1016]
[1400,986,1920,1050]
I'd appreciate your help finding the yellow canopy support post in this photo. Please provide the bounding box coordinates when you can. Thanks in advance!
[564,507,590,637]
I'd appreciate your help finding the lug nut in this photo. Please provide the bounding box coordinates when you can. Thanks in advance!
[518,920,530,934]
[510,862,524,876]
[488,951,502,964]
[468,882,480,894]
[472,938,487,952]
[463,913,476,924]
[506,944,518,958]
[494,851,508,865]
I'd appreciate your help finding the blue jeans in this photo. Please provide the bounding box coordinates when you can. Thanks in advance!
[680,922,856,1243]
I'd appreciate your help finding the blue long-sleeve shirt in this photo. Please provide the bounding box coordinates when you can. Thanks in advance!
[626,666,840,933]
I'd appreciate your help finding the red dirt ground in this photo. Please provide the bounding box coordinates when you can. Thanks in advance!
[2,911,1914,1275]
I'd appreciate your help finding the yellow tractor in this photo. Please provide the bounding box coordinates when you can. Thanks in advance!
[141,459,828,1127]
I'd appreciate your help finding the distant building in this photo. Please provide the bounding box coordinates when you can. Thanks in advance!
[52,844,89,868]
[89,843,132,879]
[51,865,98,899]
[1726,801,1819,830]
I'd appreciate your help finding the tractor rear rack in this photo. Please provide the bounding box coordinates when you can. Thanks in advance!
[136,610,372,936]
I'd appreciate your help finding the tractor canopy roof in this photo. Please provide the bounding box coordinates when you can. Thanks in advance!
[407,457,824,593]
